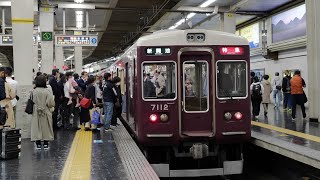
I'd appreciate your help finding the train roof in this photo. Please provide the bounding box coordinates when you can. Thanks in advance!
[136,29,249,47]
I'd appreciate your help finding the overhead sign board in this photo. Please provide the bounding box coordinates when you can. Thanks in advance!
[55,35,98,47]
[0,34,38,46]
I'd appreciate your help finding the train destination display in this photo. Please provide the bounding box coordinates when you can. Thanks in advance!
[55,35,98,46]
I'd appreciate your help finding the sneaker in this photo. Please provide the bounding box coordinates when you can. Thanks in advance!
[67,101,72,105]
[283,108,288,112]
[292,118,296,121]
[75,103,80,108]
[35,144,41,150]
[264,112,268,116]
[43,144,49,150]
[104,128,113,132]
[287,109,292,112]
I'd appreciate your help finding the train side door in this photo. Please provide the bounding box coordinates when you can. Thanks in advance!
[179,50,213,137]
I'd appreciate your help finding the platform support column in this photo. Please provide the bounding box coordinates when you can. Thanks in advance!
[220,13,236,33]
[74,31,83,74]
[55,46,64,71]
[306,0,320,122]
[11,0,34,138]
[39,8,54,74]
[33,40,39,74]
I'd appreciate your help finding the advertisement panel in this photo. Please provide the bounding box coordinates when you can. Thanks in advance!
[239,23,259,48]
[272,4,306,43]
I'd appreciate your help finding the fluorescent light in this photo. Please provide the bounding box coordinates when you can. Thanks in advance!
[64,55,74,62]
[200,0,217,8]
[168,0,216,29]
[75,11,83,29]
[74,0,84,3]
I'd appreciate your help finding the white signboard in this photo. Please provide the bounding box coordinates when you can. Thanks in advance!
[0,35,38,46]
[55,35,98,47]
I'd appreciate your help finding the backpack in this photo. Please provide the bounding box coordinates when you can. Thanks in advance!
[252,84,262,98]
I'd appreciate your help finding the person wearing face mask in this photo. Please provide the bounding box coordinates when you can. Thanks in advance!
[111,76,124,126]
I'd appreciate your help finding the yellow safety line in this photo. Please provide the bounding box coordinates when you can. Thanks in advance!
[12,18,34,24]
[61,130,92,180]
[251,121,320,143]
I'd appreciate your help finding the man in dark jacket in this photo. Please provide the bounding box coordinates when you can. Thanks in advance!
[103,73,115,131]
[77,71,88,92]
[143,73,156,98]
[0,67,6,101]
[111,76,125,126]
[49,69,61,129]
[282,71,292,112]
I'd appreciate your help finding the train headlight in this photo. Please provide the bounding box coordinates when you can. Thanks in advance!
[160,114,169,122]
[234,112,243,120]
[224,112,232,120]
[149,114,158,123]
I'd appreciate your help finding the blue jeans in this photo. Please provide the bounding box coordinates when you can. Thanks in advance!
[273,90,282,108]
[283,93,292,109]
[104,102,114,129]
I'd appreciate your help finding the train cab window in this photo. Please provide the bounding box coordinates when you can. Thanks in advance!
[142,62,176,100]
[216,61,247,99]
[183,61,209,112]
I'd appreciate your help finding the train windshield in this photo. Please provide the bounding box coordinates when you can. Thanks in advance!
[216,61,247,99]
[142,62,176,100]
[183,61,209,112]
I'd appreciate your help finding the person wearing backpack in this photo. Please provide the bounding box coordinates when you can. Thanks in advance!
[272,72,282,109]
[261,75,272,116]
[282,71,292,112]
[250,76,264,119]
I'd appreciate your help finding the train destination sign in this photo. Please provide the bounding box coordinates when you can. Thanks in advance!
[145,47,171,56]
[220,47,244,55]
[55,35,98,47]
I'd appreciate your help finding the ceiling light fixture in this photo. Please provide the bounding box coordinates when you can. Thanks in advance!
[74,0,84,3]
[168,0,217,30]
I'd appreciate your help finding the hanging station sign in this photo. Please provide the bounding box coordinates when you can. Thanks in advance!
[55,35,98,47]
[0,35,38,46]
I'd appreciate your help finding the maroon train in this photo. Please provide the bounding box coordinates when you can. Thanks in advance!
[106,29,250,177]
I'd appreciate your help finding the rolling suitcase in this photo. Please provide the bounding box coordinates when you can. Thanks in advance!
[0,127,21,159]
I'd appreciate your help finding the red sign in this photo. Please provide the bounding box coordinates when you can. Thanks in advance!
[220,47,244,55]
[62,65,69,70]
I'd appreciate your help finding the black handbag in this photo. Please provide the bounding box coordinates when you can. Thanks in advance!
[25,92,34,114]
[0,108,7,125]
[302,91,308,103]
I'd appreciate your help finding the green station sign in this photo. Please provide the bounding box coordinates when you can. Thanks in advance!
[41,32,53,41]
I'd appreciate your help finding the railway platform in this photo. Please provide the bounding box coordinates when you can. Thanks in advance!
[252,106,320,169]
[0,120,159,180]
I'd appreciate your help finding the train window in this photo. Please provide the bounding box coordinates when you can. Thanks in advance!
[216,61,247,99]
[183,61,209,112]
[142,62,176,100]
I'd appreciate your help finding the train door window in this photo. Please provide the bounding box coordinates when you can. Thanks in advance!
[183,61,209,112]
[216,61,247,99]
[142,62,176,100]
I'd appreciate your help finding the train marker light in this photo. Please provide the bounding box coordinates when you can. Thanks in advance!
[234,112,243,120]
[224,112,232,120]
[149,114,158,123]
[160,114,169,122]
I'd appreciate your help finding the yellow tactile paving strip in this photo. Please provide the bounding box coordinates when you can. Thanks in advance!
[61,130,92,180]
[252,121,320,143]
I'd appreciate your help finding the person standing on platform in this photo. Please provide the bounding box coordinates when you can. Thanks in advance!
[103,73,115,132]
[80,76,96,131]
[250,76,264,119]
[272,72,282,109]
[77,71,88,93]
[30,75,55,150]
[290,70,307,120]
[111,76,125,126]
[250,72,256,84]
[0,67,15,128]
[261,75,272,116]
[5,67,18,115]
[49,69,61,130]
[0,67,6,101]
[282,71,292,112]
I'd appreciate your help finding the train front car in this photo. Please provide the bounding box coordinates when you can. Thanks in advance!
[134,29,250,177]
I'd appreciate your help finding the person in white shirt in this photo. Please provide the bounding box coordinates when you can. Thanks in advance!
[271,72,282,109]
[5,67,18,108]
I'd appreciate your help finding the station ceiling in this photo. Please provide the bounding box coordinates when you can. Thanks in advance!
[0,0,301,67]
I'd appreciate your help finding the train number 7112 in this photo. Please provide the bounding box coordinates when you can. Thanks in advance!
[151,104,169,111]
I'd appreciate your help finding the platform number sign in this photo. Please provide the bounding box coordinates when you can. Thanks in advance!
[41,32,53,41]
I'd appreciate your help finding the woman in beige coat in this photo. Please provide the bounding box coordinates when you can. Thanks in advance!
[261,75,272,116]
[31,75,55,150]
[0,82,15,128]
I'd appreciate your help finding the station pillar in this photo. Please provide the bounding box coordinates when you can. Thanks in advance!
[11,0,34,138]
[220,13,236,33]
[39,8,54,74]
[306,0,320,122]
[55,46,64,71]
[74,31,83,74]
[33,41,39,74]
